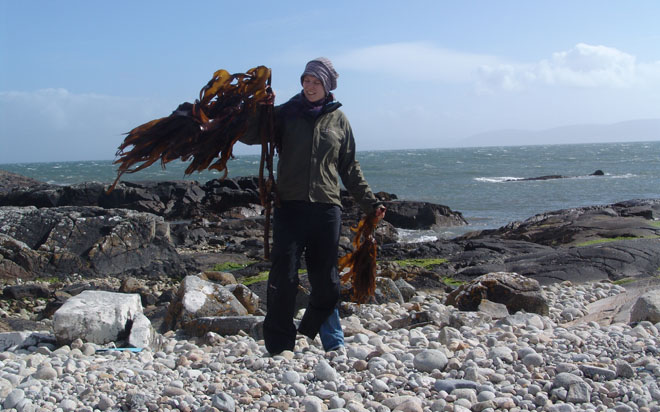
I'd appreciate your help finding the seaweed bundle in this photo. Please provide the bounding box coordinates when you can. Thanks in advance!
[108,66,277,256]
[338,212,380,303]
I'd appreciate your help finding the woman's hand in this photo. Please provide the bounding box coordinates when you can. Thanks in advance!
[260,87,276,105]
[375,205,386,221]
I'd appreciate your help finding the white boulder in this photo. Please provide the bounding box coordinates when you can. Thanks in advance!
[53,290,144,345]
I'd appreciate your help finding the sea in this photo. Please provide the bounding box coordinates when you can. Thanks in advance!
[2,141,659,242]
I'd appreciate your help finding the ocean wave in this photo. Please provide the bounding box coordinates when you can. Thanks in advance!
[397,228,438,243]
[474,176,523,183]
[609,173,636,179]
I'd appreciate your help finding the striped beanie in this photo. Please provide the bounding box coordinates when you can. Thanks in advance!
[300,57,339,93]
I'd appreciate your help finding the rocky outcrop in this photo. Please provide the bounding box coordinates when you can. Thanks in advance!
[0,174,468,277]
[0,170,42,194]
[452,237,660,285]
[0,176,468,233]
[0,177,258,219]
[381,199,660,285]
[461,199,660,246]
[0,206,184,281]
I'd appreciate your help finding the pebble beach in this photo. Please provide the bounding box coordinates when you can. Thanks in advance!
[2,280,660,412]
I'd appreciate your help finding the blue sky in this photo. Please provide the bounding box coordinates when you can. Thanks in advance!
[1,0,660,163]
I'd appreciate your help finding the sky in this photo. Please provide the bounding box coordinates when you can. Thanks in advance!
[1,1,660,163]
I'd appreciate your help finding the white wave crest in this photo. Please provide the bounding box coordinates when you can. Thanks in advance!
[397,228,438,243]
[474,176,523,183]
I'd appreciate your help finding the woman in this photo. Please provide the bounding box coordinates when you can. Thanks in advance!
[243,57,385,355]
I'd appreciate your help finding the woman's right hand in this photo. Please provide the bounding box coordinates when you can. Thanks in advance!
[261,87,276,105]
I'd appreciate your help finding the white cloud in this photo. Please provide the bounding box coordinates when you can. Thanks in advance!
[539,43,636,87]
[478,43,660,91]
[334,42,501,83]
[334,41,660,94]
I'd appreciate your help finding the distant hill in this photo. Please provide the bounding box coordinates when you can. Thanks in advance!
[459,118,660,147]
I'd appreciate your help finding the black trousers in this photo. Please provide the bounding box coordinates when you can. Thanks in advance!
[263,201,342,354]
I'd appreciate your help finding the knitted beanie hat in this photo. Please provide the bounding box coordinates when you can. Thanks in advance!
[300,57,339,93]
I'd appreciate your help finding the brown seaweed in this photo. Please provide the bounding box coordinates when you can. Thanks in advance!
[338,213,380,303]
[108,66,277,257]
[109,66,272,190]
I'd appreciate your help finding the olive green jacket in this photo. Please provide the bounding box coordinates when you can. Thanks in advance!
[241,94,378,214]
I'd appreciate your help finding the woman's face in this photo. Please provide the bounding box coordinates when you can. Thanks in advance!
[302,75,326,103]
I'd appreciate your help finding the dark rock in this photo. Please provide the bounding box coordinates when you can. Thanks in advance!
[60,282,111,296]
[0,319,53,335]
[101,180,207,219]
[0,174,465,258]
[506,170,605,181]
[0,234,48,281]
[157,289,176,304]
[0,206,185,280]
[517,174,566,181]
[462,199,660,246]
[381,201,468,230]
[143,305,168,334]
[388,310,434,329]
[202,177,261,214]
[2,284,50,299]
[38,295,68,320]
[140,293,158,307]
[446,200,660,285]
[445,272,549,316]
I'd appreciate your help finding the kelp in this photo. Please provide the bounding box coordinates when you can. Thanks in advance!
[109,66,272,188]
[338,212,380,303]
[108,65,277,257]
